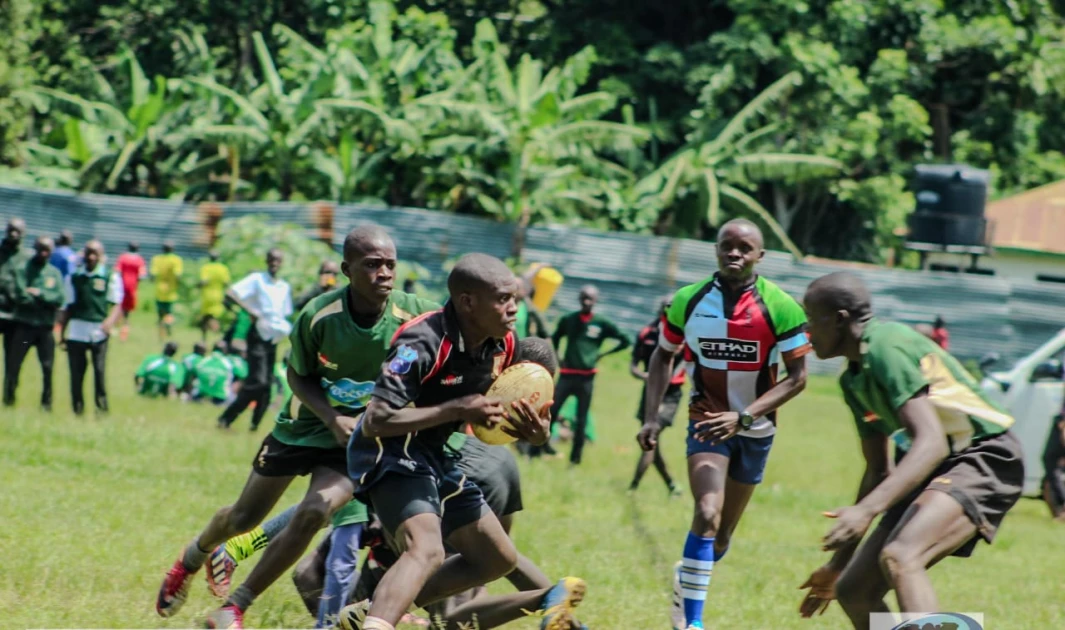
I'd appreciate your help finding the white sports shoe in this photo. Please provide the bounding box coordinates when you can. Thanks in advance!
[671,560,685,630]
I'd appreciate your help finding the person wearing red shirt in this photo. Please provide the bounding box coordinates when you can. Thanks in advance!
[931,316,949,350]
[115,241,147,341]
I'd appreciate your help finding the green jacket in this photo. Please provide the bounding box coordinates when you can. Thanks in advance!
[0,241,26,316]
[14,257,66,326]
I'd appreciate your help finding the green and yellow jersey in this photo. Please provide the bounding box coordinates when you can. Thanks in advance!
[840,319,1013,453]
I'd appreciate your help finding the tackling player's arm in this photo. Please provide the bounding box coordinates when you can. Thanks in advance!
[822,344,949,552]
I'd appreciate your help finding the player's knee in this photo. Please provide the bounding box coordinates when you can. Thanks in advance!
[409,538,446,572]
[290,503,332,536]
[482,542,519,579]
[692,497,720,534]
[878,541,921,584]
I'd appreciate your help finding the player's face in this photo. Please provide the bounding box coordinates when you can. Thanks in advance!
[803,296,843,359]
[471,277,520,337]
[83,245,101,269]
[343,241,397,302]
[716,226,764,282]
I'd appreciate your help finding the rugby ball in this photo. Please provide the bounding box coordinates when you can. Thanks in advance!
[473,362,555,445]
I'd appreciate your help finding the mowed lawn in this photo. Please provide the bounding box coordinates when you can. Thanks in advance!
[0,322,1061,629]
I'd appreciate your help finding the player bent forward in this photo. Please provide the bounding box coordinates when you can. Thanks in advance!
[797,272,1024,629]
[347,254,584,630]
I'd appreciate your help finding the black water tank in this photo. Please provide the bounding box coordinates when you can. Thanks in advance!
[906,164,990,248]
[906,213,988,247]
[912,164,989,217]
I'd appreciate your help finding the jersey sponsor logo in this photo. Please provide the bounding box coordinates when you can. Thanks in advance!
[397,458,418,472]
[317,352,338,370]
[93,277,106,291]
[697,337,759,362]
[440,374,464,386]
[44,277,56,289]
[387,344,418,375]
[586,324,602,339]
[694,312,719,319]
[320,377,375,410]
[863,411,878,423]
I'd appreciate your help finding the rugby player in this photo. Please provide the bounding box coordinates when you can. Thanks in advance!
[154,225,437,629]
[638,219,810,630]
[797,272,1023,628]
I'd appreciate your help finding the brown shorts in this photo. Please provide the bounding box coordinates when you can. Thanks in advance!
[879,430,1024,557]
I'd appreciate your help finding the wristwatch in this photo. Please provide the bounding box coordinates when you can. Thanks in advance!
[738,411,756,430]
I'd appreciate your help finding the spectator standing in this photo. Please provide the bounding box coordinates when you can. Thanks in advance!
[4,237,64,410]
[59,240,124,415]
[217,248,292,431]
[0,218,27,339]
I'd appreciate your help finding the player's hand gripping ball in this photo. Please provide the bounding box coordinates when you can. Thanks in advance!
[474,362,555,445]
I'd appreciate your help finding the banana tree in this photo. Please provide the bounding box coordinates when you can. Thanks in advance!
[22,48,187,195]
[639,71,844,258]
[429,19,649,230]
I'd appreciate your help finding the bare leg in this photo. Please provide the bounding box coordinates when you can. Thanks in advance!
[366,513,446,625]
[292,533,331,617]
[415,512,518,607]
[631,449,657,489]
[195,471,294,556]
[687,452,730,537]
[713,476,757,558]
[879,490,977,613]
[834,523,894,630]
[652,443,675,489]
[434,589,550,629]
[235,467,353,599]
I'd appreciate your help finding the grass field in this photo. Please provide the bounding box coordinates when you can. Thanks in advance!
[1,321,1060,630]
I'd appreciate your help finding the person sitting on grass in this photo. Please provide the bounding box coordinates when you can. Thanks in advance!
[135,342,186,399]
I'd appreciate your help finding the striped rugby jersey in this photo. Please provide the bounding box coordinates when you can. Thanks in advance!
[659,274,811,437]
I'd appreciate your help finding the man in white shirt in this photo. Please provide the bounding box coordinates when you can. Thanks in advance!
[218,248,292,431]
[58,240,124,415]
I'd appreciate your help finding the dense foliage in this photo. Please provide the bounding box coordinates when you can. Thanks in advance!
[4,0,1065,262]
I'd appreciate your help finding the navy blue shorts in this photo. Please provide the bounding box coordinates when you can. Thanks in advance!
[687,431,775,485]
[348,429,488,538]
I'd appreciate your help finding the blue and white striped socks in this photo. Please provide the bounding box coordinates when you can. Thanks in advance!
[679,533,714,628]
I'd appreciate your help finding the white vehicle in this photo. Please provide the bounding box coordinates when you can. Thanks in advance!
[979,329,1065,495]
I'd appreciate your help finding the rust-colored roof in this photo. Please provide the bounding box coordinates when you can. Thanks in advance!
[986,180,1065,254]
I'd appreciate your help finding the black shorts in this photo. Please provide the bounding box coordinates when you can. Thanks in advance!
[877,430,1024,557]
[367,466,488,540]
[636,384,683,428]
[252,434,348,478]
[457,437,523,517]
[349,431,489,537]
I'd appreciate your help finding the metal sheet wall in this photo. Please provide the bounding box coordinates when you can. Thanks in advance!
[4,185,1062,374]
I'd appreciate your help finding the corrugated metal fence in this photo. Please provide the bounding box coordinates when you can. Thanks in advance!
[6,185,1064,374]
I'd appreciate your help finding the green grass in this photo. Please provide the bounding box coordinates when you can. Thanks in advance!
[1,322,1060,629]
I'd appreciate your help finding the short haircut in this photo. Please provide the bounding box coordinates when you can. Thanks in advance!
[57,230,73,246]
[163,342,179,356]
[448,253,513,297]
[193,342,207,355]
[343,224,393,260]
[128,241,139,252]
[806,272,873,319]
[518,337,558,376]
[162,240,175,253]
[212,341,228,353]
[266,247,284,260]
